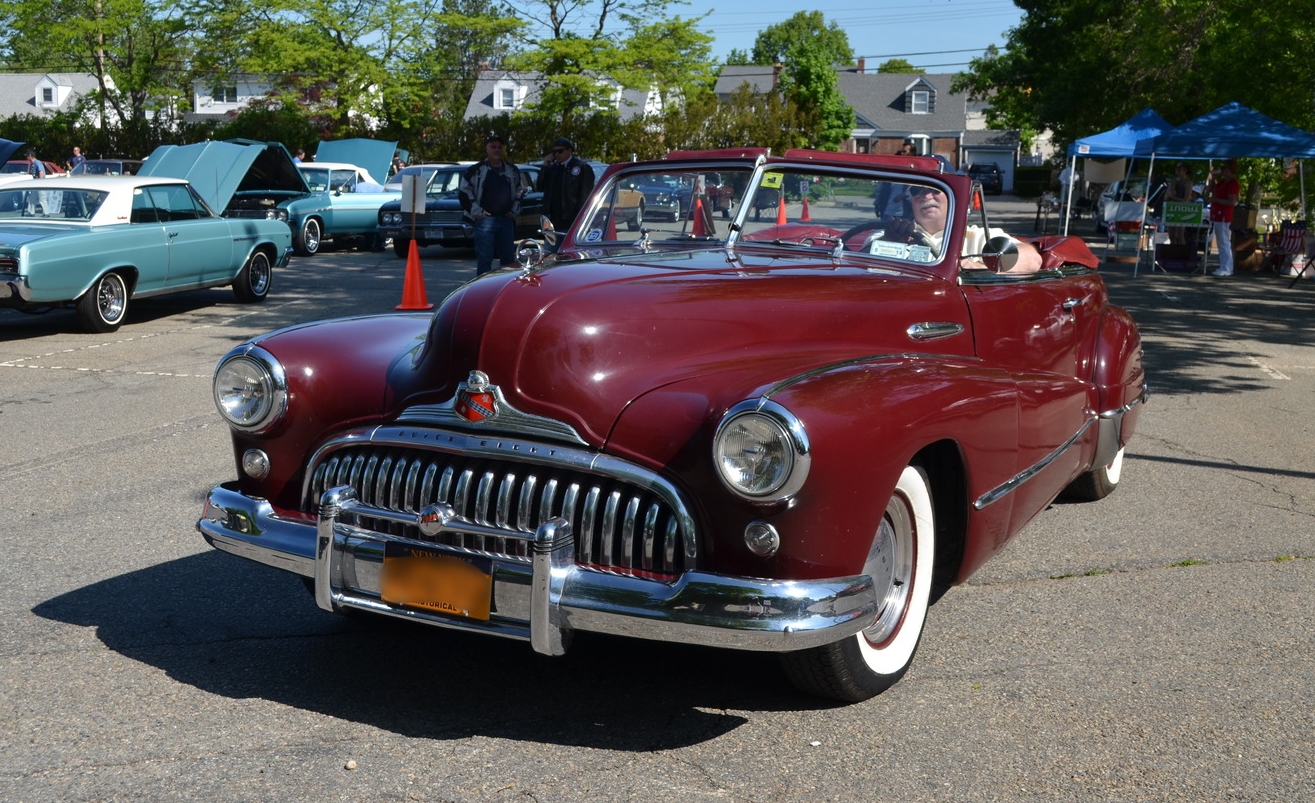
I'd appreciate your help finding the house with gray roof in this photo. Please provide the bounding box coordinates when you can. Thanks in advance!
[714,63,1023,190]
[465,69,665,123]
[0,73,105,120]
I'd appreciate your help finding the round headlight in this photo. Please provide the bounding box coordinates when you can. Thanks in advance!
[213,347,287,432]
[713,400,810,500]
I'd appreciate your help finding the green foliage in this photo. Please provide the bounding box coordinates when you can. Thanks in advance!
[749,11,852,67]
[956,0,1315,147]
[876,59,922,74]
[778,39,854,151]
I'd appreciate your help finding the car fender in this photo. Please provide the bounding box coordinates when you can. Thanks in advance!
[608,355,1024,581]
[1092,303,1145,445]
[226,314,433,511]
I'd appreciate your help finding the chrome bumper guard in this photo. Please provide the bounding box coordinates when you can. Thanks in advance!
[199,482,879,655]
[0,274,32,304]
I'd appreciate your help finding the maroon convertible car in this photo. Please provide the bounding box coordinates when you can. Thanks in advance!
[199,148,1146,702]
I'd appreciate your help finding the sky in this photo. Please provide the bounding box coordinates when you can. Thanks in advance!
[697,0,1026,72]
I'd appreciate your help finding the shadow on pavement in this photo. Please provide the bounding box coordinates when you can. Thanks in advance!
[33,550,838,748]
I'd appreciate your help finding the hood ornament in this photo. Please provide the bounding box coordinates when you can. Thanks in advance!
[454,370,498,422]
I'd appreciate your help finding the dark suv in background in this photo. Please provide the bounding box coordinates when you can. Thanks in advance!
[967,163,1004,194]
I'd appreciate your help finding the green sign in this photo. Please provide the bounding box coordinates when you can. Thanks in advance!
[1163,201,1205,226]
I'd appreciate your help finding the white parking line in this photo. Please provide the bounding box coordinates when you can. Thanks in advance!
[1247,355,1291,380]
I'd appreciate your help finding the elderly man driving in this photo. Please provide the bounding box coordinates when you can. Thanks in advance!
[880,184,1043,274]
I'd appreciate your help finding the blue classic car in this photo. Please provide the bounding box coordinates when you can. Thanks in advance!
[139,138,398,256]
[0,174,292,332]
[377,163,543,257]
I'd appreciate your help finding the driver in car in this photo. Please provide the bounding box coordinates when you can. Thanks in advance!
[876,184,1043,274]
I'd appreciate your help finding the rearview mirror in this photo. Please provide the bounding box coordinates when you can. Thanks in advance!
[540,215,558,246]
[962,236,1019,272]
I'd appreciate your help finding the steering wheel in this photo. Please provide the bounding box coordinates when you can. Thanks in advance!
[840,220,883,241]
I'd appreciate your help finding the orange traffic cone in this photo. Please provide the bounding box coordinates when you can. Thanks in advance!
[691,197,708,236]
[800,195,811,222]
[775,196,787,225]
[395,239,434,310]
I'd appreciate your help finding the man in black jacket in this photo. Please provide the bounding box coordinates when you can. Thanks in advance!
[537,137,595,246]
[460,134,522,275]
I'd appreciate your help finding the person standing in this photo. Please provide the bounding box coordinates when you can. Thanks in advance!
[1205,161,1239,276]
[537,137,595,242]
[1165,162,1195,245]
[67,146,86,172]
[460,134,522,276]
[26,150,46,178]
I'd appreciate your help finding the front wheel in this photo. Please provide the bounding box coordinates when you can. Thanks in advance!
[232,250,272,303]
[627,202,644,231]
[781,464,936,702]
[1062,447,1125,501]
[76,272,129,333]
[392,237,410,258]
[294,217,322,256]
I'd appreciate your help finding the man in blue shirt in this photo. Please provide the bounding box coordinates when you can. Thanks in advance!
[26,151,46,178]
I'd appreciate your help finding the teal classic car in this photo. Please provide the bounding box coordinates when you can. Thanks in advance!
[0,175,292,333]
[139,137,397,256]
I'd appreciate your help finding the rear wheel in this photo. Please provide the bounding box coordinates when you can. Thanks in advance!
[232,250,272,303]
[76,272,129,333]
[781,464,935,702]
[627,202,644,231]
[294,217,322,255]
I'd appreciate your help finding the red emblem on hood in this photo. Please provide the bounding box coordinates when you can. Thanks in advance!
[454,371,497,422]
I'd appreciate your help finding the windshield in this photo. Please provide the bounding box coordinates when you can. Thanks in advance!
[387,165,442,191]
[578,165,956,266]
[423,169,464,199]
[0,187,109,221]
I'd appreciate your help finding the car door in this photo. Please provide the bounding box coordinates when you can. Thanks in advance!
[127,187,173,294]
[960,251,1104,528]
[145,184,235,285]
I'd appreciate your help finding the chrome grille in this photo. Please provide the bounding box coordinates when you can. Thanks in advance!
[408,210,463,226]
[305,442,696,577]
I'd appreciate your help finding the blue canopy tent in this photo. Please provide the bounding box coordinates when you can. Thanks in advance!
[1136,103,1315,274]
[1062,109,1174,235]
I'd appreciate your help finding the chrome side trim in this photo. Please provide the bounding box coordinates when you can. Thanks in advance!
[200,482,880,653]
[974,416,1095,510]
[907,322,965,341]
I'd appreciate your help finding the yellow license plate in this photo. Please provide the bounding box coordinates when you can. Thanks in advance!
[380,543,492,620]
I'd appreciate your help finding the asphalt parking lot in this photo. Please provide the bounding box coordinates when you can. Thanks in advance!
[2,213,1313,802]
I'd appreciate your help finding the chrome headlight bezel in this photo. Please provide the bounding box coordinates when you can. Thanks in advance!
[713,399,811,501]
[213,345,288,434]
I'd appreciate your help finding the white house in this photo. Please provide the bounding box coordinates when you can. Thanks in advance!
[464,69,665,122]
[186,75,276,123]
[0,73,109,122]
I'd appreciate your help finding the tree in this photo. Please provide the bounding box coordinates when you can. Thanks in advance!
[504,0,714,125]
[748,10,852,67]
[777,39,853,151]
[1,0,192,127]
[876,59,922,74]
[954,0,1315,147]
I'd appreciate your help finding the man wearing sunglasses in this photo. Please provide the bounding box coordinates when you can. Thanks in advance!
[538,137,595,246]
[881,183,1042,273]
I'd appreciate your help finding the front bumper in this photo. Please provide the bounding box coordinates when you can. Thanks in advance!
[378,223,474,242]
[199,482,879,655]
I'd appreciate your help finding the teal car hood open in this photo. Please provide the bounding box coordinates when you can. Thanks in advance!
[0,139,25,165]
[139,140,309,212]
[315,138,398,185]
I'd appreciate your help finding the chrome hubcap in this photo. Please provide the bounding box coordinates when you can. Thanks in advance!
[863,496,914,644]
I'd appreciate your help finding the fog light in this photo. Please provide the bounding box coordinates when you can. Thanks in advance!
[241,449,270,479]
[744,521,780,557]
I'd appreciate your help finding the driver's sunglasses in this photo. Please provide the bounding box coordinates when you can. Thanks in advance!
[909,186,945,197]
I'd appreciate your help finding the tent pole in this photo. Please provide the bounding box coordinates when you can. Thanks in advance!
[1063,154,1075,236]
[1134,154,1156,277]
[1300,161,1307,223]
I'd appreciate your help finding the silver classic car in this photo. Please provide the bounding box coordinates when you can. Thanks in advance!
[0,175,292,332]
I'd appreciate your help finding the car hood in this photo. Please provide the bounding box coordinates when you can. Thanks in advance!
[0,139,25,165]
[315,138,397,188]
[139,139,308,210]
[396,248,968,447]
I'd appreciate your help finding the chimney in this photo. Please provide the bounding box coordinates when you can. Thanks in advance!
[772,63,782,89]
[857,57,866,74]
